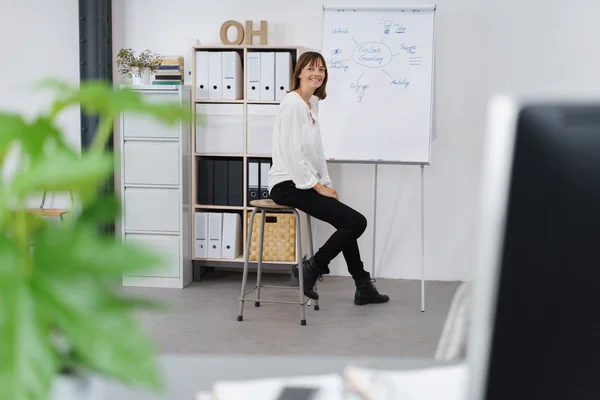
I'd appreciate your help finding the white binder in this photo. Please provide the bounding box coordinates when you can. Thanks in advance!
[221,213,242,259]
[222,51,243,100]
[195,51,209,100]
[194,212,208,259]
[260,52,275,101]
[208,52,223,100]
[208,212,223,259]
[275,52,292,101]
[247,53,261,100]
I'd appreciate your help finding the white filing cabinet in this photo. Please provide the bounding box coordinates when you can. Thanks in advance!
[118,85,193,288]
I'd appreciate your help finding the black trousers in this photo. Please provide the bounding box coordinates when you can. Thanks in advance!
[269,180,370,281]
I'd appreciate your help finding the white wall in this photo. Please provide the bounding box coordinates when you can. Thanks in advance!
[0,0,80,208]
[113,0,600,281]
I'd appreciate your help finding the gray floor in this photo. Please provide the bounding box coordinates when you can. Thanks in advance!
[125,271,460,359]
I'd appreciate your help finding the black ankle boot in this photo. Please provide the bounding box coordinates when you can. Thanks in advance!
[354,274,390,305]
[292,257,322,300]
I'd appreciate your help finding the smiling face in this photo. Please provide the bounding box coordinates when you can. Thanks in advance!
[298,59,326,91]
[290,51,328,100]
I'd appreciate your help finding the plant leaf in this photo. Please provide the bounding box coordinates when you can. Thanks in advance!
[32,223,165,277]
[38,79,194,127]
[0,113,26,152]
[78,194,121,225]
[0,113,26,167]
[9,149,114,202]
[30,270,164,391]
[0,235,58,400]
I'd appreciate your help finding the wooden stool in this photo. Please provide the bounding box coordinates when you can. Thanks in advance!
[237,199,318,326]
[24,190,70,221]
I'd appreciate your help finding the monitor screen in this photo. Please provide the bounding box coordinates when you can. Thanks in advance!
[469,97,600,400]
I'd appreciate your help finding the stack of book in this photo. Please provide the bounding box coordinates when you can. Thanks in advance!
[152,56,184,85]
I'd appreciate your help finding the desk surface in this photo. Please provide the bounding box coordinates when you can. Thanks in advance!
[101,353,446,399]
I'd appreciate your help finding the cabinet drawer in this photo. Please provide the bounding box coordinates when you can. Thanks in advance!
[195,103,243,154]
[247,104,278,155]
[123,92,179,139]
[124,187,180,232]
[124,233,180,278]
[123,141,179,186]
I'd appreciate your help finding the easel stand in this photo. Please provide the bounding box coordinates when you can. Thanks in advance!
[329,160,427,312]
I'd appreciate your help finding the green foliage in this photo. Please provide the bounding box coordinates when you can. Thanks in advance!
[116,49,163,78]
[0,79,195,400]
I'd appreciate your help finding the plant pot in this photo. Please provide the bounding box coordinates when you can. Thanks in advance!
[131,67,151,85]
[141,68,151,85]
[132,70,143,85]
[50,373,103,400]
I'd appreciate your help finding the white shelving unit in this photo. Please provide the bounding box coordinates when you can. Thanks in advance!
[191,45,310,268]
[119,84,193,288]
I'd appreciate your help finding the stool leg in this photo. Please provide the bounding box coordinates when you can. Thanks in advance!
[238,208,258,321]
[306,215,320,311]
[294,210,306,326]
[255,210,266,307]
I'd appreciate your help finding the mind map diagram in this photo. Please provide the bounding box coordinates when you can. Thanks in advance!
[326,16,423,103]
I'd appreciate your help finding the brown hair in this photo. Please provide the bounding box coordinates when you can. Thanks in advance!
[289,51,328,100]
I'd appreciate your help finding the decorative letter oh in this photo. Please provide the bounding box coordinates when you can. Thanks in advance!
[220,20,268,45]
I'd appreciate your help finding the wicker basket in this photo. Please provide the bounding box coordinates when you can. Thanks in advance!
[247,212,296,262]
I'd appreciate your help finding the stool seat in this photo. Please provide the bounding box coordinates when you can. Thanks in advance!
[24,208,69,217]
[249,199,291,209]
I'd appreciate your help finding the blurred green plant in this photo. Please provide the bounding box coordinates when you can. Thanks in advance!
[0,79,195,400]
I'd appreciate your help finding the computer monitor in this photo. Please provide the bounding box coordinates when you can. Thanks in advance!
[467,94,600,400]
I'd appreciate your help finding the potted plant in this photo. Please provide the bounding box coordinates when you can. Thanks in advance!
[116,48,163,85]
[0,79,194,400]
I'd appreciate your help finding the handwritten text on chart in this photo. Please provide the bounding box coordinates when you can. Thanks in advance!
[352,42,392,68]
[391,79,410,89]
[349,80,370,103]
[332,28,348,34]
[327,58,350,72]
[394,24,407,34]
[399,43,418,55]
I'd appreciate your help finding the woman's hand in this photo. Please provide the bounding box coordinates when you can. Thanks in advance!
[314,182,338,200]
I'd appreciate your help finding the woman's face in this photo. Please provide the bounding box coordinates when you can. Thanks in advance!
[298,59,326,91]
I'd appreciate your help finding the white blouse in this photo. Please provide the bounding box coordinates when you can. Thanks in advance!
[267,91,332,192]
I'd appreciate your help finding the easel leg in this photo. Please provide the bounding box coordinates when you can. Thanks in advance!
[421,164,425,312]
[372,163,378,278]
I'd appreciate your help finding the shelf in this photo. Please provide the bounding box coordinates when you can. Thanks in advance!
[246,154,273,159]
[194,99,281,105]
[192,255,298,265]
[246,100,281,105]
[194,153,244,157]
[191,46,306,271]
[195,205,244,210]
[195,99,244,104]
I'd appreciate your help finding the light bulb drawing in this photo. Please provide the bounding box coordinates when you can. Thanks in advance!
[380,17,393,34]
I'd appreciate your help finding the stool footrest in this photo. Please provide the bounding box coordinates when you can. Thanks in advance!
[243,286,258,297]
[239,298,308,306]
[259,284,301,290]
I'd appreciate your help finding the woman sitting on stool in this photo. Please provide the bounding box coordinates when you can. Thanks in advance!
[267,51,389,306]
